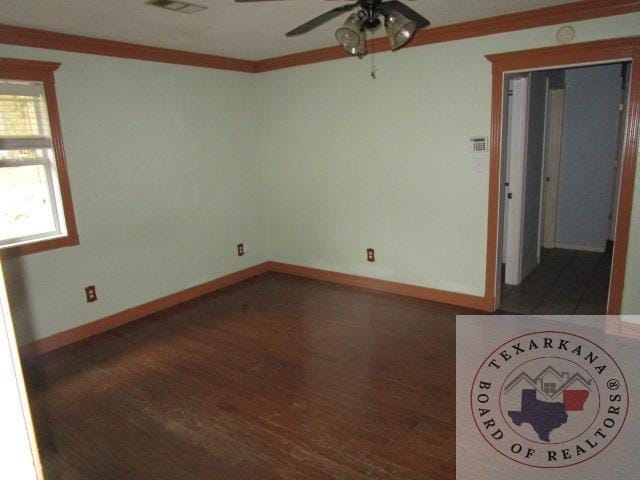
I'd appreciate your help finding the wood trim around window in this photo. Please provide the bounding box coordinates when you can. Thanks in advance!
[484,36,640,314]
[0,57,79,256]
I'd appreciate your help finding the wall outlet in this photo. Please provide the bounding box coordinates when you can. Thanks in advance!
[237,243,244,256]
[367,248,375,262]
[85,285,97,303]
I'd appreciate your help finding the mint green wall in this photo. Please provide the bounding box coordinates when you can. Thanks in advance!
[622,140,640,316]
[3,13,640,345]
[0,46,267,343]
[256,14,640,305]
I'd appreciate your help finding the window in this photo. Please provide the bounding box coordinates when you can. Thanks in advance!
[0,58,77,255]
[543,382,556,395]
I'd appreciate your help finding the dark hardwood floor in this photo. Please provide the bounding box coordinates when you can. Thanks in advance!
[23,273,471,480]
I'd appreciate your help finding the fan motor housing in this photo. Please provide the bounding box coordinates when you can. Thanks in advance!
[362,16,381,30]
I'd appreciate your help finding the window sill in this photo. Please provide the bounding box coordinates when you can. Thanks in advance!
[0,232,79,257]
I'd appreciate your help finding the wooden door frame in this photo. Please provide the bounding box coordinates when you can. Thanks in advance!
[484,36,640,313]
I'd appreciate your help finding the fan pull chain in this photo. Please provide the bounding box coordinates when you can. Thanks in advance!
[369,30,376,80]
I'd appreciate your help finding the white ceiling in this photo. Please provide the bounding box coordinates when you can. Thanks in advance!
[2,0,578,61]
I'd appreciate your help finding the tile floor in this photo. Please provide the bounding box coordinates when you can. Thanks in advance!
[499,246,612,315]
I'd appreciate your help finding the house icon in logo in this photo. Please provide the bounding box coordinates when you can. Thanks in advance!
[504,366,592,401]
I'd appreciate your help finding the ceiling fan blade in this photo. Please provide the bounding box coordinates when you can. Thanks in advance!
[382,0,430,29]
[285,2,359,37]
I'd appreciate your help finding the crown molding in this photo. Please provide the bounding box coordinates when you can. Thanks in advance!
[0,24,256,73]
[410,0,640,48]
[0,1,638,74]
[255,0,640,72]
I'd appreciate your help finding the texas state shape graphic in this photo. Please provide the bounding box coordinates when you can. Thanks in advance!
[508,389,571,442]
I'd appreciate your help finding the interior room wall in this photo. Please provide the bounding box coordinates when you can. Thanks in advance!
[622,159,640,316]
[2,13,640,345]
[0,45,267,344]
[256,13,640,299]
[555,63,624,251]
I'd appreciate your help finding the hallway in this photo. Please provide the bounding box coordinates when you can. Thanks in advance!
[500,247,612,314]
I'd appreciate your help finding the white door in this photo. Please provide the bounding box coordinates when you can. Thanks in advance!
[504,76,530,285]
[0,262,44,479]
[542,88,565,248]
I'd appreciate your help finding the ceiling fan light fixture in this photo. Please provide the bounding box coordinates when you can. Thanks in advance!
[353,29,367,56]
[335,13,365,55]
[385,11,417,50]
[348,29,367,56]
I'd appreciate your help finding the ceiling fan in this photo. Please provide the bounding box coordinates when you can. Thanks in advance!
[236,0,430,55]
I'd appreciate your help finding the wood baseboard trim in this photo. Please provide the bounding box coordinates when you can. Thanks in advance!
[266,261,491,312]
[19,260,492,358]
[19,262,270,358]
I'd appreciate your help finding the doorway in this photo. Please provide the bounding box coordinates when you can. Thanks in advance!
[483,37,640,314]
[498,62,629,314]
